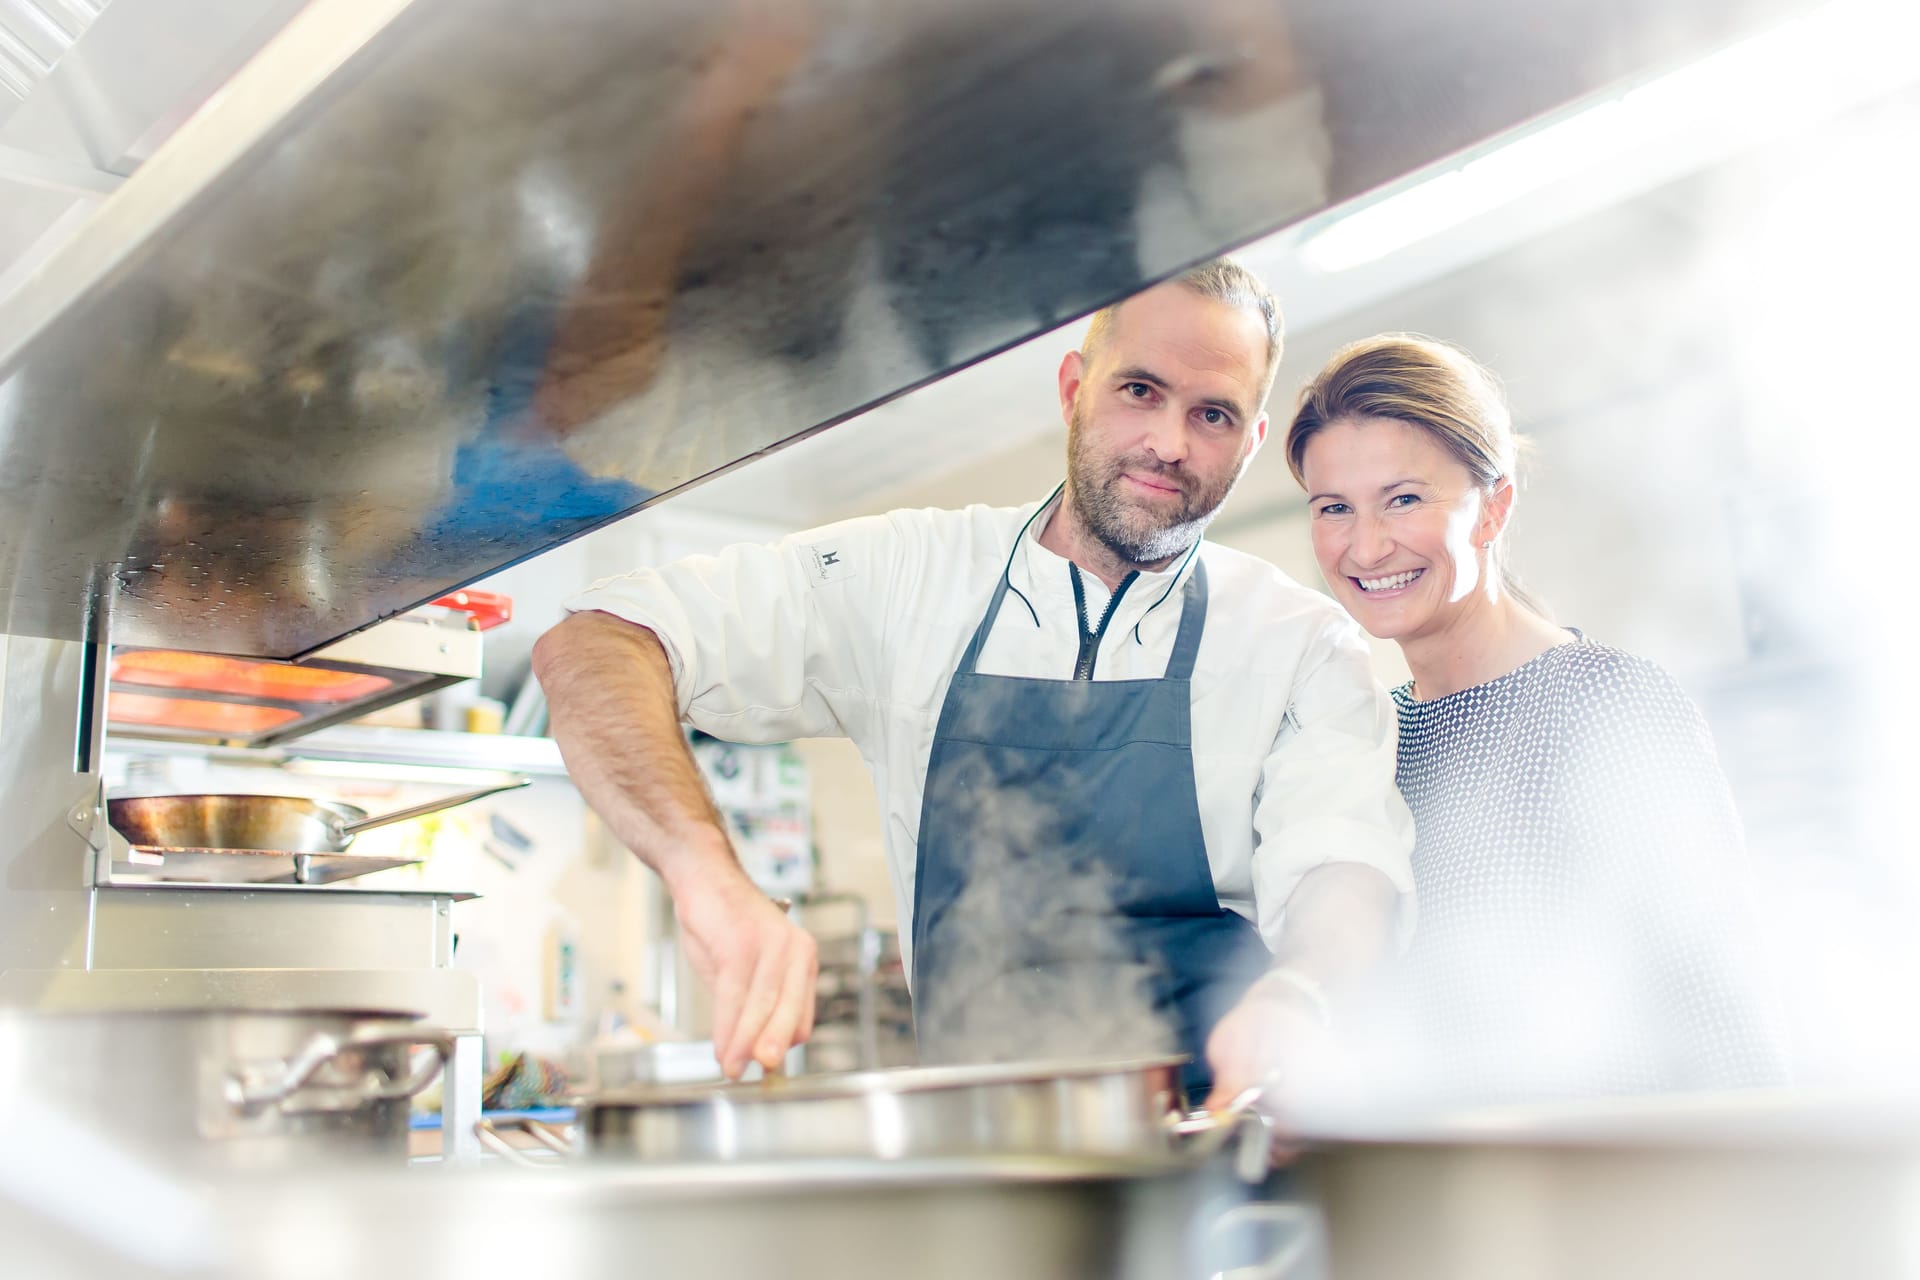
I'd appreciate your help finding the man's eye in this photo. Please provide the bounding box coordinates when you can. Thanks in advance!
[1199,408,1229,426]
[1124,382,1152,398]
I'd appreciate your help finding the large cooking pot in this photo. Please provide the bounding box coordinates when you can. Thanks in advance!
[539,1055,1269,1172]
[24,1155,1230,1280]
[0,1008,451,1169]
[107,778,528,855]
[1291,1091,1920,1280]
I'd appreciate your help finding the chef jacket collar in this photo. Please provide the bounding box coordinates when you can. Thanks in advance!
[1001,484,1204,641]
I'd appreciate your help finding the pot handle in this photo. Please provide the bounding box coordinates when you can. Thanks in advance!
[473,1116,575,1167]
[225,1026,455,1114]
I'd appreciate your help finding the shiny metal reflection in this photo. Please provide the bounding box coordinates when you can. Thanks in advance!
[0,0,1817,656]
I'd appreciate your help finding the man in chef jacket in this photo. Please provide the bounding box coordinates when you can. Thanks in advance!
[533,259,1413,1104]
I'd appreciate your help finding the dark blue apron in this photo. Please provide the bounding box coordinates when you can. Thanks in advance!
[911,549,1272,1097]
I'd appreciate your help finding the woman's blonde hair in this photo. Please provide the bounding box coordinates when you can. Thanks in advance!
[1284,333,1542,610]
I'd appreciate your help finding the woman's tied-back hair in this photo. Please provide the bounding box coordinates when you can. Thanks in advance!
[1285,333,1512,485]
[1285,333,1542,610]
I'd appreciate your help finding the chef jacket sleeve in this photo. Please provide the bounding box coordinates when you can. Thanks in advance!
[561,514,895,745]
[1250,611,1416,951]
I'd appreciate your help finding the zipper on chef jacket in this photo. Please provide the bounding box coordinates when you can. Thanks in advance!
[1069,565,1138,680]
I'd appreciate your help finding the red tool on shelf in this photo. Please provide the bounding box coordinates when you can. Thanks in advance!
[431,590,513,631]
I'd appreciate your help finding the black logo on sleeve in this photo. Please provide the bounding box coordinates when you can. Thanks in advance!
[807,543,855,586]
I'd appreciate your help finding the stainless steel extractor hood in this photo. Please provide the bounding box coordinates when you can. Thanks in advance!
[0,0,1814,659]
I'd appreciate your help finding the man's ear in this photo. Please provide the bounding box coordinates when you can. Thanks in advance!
[1058,350,1086,428]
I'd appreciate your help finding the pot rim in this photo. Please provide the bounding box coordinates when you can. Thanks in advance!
[579,1053,1189,1110]
[0,1006,426,1022]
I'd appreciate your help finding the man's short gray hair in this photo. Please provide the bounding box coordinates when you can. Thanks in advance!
[1082,258,1284,407]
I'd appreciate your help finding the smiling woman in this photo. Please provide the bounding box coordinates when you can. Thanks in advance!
[1281,334,1789,1106]
[1287,334,1530,651]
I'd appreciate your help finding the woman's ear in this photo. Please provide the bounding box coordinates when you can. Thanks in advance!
[1479,477,1516,546]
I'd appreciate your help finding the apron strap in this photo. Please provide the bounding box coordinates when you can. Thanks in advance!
[956,487,1061,677]
[1163,558,1209,681]
[954,572,1014,676]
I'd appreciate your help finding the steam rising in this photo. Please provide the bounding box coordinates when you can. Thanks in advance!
[1234,84,1920,1129]
[914,759,1177,1066]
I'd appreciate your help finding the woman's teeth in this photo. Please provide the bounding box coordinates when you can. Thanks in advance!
[1357,569,1423,592]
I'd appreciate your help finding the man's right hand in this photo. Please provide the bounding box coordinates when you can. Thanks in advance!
[671,856,820,1079]
[535,613,821,1078]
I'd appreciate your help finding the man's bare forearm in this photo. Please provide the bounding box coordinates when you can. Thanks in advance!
[531,610,742,893]
[1272,862,1400,992]
[535,608,818,1077]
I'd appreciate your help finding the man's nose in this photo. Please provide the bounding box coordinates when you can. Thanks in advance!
[1142,410,1190,465]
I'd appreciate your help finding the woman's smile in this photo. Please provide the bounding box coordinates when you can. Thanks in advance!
[1352,567,1426,596]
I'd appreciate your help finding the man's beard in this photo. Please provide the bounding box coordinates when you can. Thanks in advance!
[1066,404,1246,566]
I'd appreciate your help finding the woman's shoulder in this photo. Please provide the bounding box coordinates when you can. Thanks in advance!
[1535,637,1723,778]
[1394,634,1678,717]
[1536,637,1698,718]
[1393,636,1707,742]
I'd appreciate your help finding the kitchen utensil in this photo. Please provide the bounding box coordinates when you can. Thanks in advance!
[1291,1092,1920,1280]
[107,778,529,856]
[105,843,429,887]
[0,1008,453,1170]
[207,1154,1218,1280]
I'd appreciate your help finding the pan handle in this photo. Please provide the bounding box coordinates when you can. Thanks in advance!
[225,1026,454,1115]
[1169,1083,1264,1142]
[337,777,531,838]
[474,1116,575,1167]
[1169,1083,1277,1182]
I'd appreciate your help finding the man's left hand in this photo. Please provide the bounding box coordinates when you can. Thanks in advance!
[1203,970,1336,1114]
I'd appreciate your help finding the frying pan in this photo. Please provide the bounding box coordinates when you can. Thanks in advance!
[107,779,529,855]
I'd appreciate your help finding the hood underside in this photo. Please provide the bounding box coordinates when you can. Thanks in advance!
[0,0,1809,658]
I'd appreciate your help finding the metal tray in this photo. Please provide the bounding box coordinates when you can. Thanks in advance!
[112,844,423,885]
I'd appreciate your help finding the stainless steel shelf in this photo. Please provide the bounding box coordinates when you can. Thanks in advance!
[106,725,569,777]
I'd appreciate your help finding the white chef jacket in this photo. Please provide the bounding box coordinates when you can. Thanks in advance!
[566,494,1415,972]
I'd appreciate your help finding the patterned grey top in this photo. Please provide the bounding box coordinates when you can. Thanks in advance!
[1383,634,1789,1104]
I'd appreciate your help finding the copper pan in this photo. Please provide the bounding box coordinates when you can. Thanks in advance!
[107,779,528,855]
